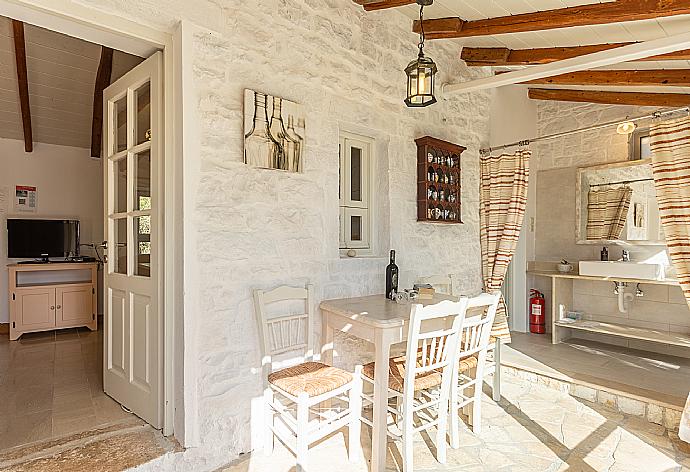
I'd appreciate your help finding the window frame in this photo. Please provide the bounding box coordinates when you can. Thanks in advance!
[339,131,374,257]
[629,127,651,161]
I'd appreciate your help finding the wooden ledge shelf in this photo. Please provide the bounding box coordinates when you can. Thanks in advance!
[555,319,690,348]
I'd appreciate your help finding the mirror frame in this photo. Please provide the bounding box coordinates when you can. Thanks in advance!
[575,158,663,245]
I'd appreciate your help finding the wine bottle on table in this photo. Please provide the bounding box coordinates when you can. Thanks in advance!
[386,250,399,300]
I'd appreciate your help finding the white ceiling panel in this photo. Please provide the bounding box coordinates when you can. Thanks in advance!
[0,15,143,148]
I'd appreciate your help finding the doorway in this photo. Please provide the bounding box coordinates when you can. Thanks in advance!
[0,9,173,455]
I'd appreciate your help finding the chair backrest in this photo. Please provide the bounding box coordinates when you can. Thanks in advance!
[253,284,314,372]
[459,292,500,359]
[402,298,469,398]
[417,274,454,295]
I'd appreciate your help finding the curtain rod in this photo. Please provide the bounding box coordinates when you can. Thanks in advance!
[479,106,690,156]
[589,177,654,188]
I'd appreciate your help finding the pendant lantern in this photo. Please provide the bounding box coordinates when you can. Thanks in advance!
[405,0,437,108]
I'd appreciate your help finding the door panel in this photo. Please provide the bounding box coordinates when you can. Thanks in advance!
[18,289,55,328]
[56,285,92,326]
[103,51,162,428]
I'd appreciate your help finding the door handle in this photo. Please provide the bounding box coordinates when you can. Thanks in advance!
[99,240,108,250]
[56,305,61,309]
[50,305,55,310]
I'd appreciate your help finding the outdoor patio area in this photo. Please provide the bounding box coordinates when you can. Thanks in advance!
[221,372,690,472]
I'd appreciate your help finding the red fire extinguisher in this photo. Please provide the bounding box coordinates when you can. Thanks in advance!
[530,289,546,334]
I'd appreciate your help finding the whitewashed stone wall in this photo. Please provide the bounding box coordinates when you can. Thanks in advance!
[531,100,690,357]
[67,0,492,469]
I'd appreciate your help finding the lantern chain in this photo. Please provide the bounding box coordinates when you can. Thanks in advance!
[418,3,425,58]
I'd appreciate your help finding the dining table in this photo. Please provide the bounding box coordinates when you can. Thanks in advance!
[319,293,457,472]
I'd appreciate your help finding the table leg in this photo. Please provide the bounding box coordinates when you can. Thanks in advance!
[371,330,391,472]
[321,312,335,365]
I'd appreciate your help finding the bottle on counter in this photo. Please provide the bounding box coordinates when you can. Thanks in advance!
[386,250,399,300]
[601,247,608,261]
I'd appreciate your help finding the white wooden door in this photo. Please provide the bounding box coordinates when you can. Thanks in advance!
[103,52,162,428]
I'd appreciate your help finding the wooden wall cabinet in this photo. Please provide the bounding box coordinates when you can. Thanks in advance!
[8,263,97,340]
[415,136,465,223]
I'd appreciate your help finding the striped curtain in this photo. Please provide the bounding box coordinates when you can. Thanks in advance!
[650,116,690,306]
[480,150,530,343]
[586,187,633,240]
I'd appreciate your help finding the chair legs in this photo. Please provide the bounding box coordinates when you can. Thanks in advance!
[492,339,501,402]
[263,388,275,454]
[450,371,461,449]
[401,399,414,472]
[296,392,310,472]
[436,390,449,464]
[348,366,363,463]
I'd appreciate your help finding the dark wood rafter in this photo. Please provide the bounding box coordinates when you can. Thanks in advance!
[91,46,114,158]
[528,88,690,107]
[12,20,32,153]
[462,44,690,66]
[354,0,415,10]
[509,69,690,86]
[413,0,690,39]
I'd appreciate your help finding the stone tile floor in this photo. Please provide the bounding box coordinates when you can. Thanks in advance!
[221,373,690,472]
[0,326,135,451]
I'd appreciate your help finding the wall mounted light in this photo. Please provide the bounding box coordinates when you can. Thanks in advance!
[616,121,637,135]
[405,0,437,107]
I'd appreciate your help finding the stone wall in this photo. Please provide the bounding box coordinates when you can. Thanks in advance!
[57,1,492,469]
[531,100,690,357]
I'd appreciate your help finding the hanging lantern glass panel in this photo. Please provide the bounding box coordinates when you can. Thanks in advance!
[405,55,437,107]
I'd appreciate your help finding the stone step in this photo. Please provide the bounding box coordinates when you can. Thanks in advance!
[501,365,684,431]
[0,417,180,471]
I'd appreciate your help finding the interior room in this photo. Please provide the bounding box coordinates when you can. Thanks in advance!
[0,14,152,453]
[1,0,690,471]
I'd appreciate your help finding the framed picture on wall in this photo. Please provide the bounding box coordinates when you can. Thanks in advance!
[243,89,305,172]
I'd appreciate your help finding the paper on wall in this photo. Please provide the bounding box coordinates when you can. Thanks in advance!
[0,186,8,216]
[14,185,37,212]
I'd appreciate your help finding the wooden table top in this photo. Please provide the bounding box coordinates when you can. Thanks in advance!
[320,293,457,328]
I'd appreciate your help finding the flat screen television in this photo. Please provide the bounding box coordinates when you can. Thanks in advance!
[7,219,80,259]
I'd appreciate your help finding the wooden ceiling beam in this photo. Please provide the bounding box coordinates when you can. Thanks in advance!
[528,88,690,107]
[414,0,690,39]
[354,0,415,11]
[91,46,113,158]
[514,69,690,86]
[12,20,32,153]
[462,44,690,66]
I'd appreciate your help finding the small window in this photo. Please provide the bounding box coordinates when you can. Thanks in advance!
[339,132,373,256]
[629,127,651,161]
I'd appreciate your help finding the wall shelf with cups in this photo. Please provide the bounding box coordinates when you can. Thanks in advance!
[415,136,465,224]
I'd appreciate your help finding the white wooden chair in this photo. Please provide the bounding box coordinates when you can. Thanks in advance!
[360,298,469,471]
[253,284,362,471]
[450,292,500,445]
[417,275,502,403]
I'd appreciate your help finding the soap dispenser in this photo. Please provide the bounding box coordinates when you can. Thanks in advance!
[601,247,609,261]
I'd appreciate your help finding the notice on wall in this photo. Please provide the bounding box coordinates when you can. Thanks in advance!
[15,185,37,212]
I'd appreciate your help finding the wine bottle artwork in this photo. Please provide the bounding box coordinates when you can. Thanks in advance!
[243,89,305,172]
[385,250,399,300]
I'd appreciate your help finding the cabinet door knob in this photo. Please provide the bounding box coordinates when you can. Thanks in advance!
[50,306,55,310]
[56,305,61,309]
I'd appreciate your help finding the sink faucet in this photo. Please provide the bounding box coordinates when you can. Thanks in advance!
[621,250,630,262]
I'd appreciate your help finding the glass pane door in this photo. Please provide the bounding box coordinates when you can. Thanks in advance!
[107,79,152,279]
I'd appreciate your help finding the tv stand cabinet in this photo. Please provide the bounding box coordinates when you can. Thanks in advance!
[8,262,98,340]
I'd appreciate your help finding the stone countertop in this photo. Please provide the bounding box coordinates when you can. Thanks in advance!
[527,269,680,286]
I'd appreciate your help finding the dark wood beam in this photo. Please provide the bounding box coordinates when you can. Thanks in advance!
[528,88,690,107]
[12,20,32,153]
[414,0,690,39]
[514,69,690,86]
[354,0,415,11]
[462,44,690,66]
[91,46,113,158]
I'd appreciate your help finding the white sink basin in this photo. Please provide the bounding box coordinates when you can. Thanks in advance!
[578,261,665,281]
